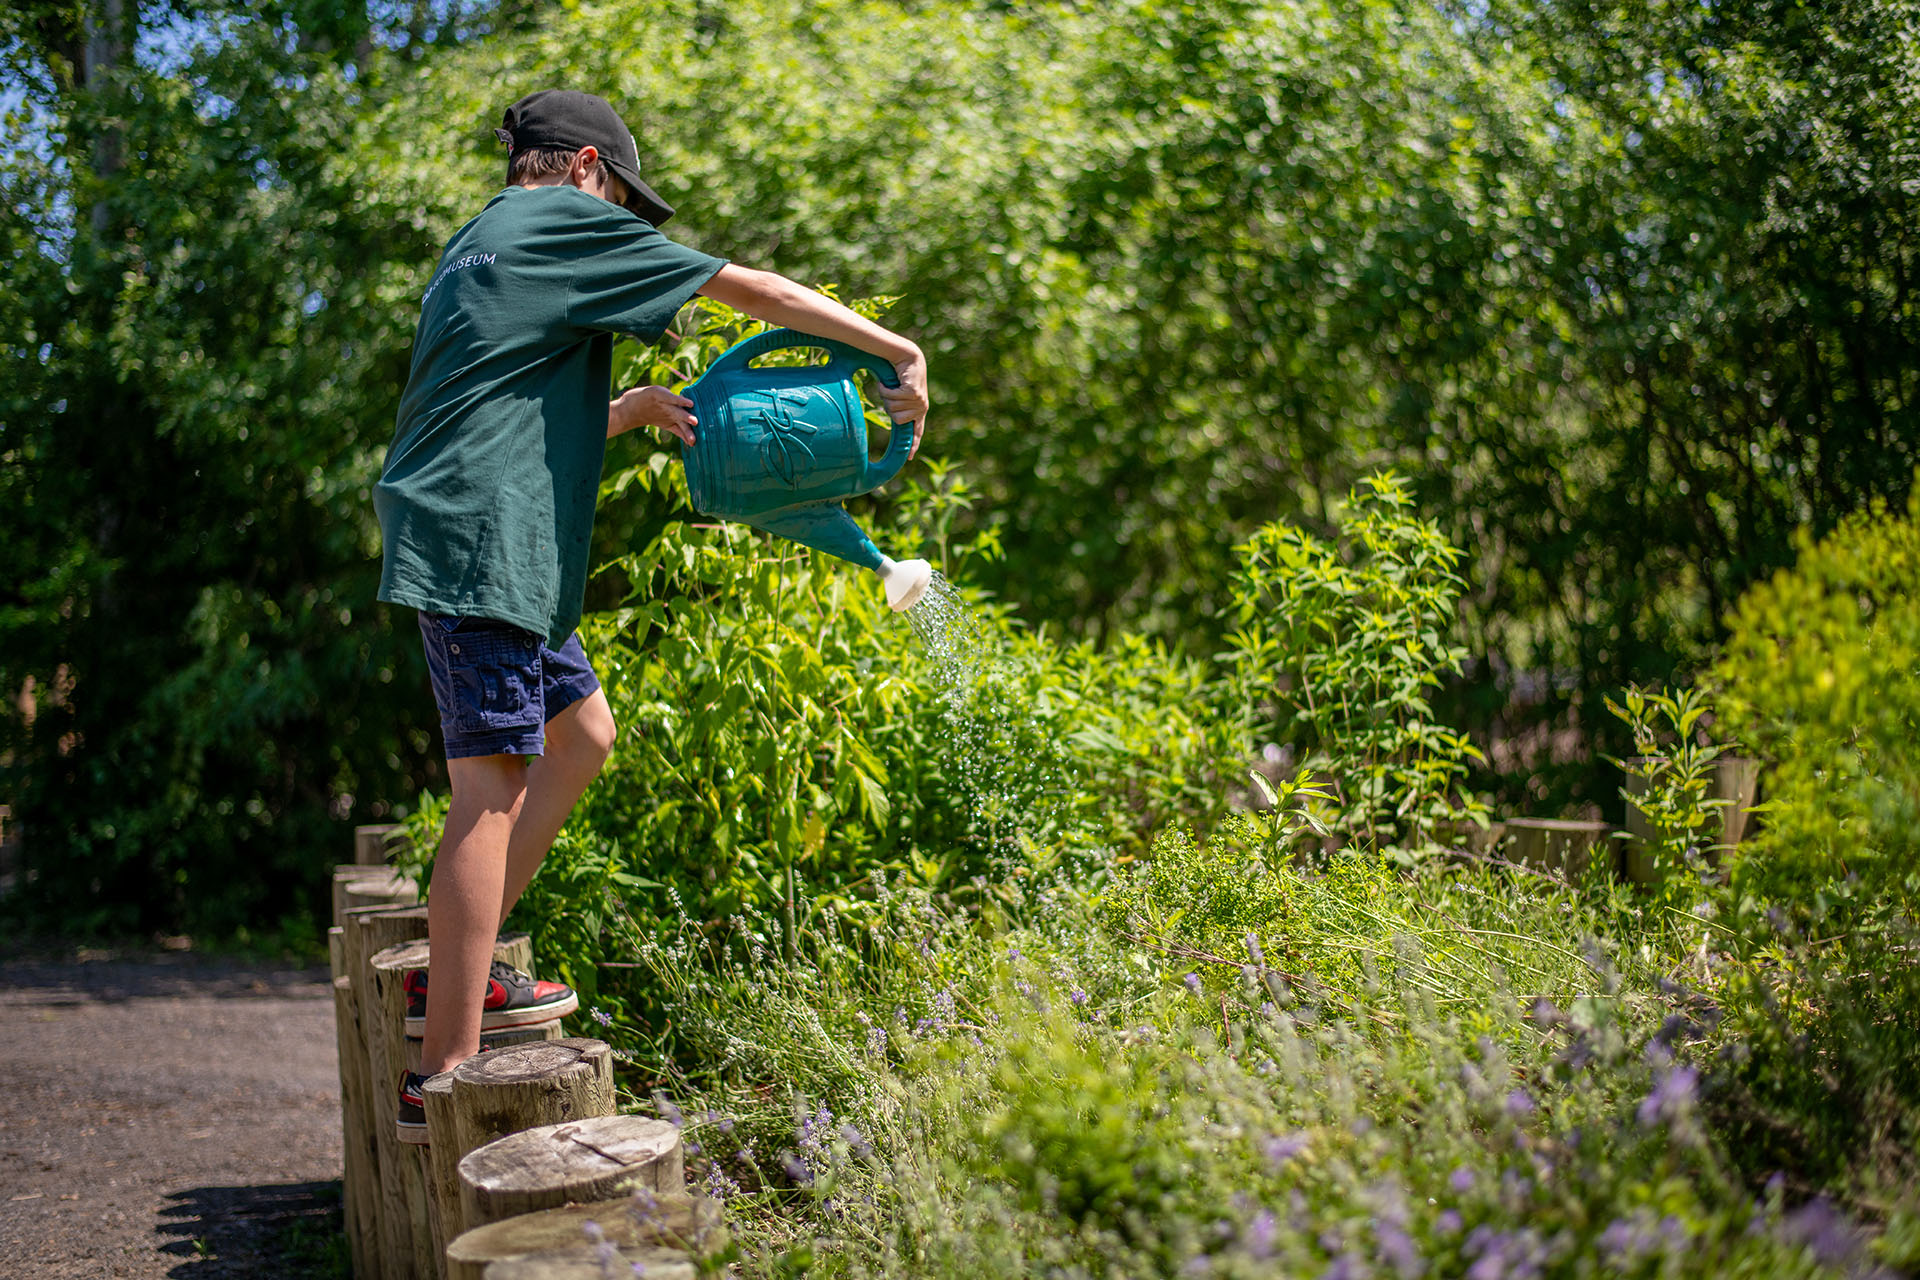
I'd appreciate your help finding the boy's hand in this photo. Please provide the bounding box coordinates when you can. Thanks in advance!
[609,385,697,445]
[878,347,930,460]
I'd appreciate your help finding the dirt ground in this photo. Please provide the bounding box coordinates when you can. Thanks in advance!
[0,948,346,1278]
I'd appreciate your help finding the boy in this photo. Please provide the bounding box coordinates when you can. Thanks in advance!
[375,89,929,1141]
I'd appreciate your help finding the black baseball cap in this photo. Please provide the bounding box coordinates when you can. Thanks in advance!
[497,89,675,226]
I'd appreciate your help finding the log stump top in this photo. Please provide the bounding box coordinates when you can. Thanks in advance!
[370,937,434,973]
[453,1038,609,1087]
[447,1195,721,1275]
[1504,817,1613,832]
[483,1248,696,1280]
[458,1114,680,1199]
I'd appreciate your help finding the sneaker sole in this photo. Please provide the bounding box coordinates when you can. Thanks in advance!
[402,992,578,1037]
[397,1118,430,1145]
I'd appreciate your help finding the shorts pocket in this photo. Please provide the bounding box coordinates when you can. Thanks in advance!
[444,629,542,735]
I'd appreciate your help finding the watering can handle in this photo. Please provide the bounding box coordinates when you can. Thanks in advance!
[705,329,915,490]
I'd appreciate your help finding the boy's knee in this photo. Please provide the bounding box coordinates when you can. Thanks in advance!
[563,694,617,769]
[447,752,529,810]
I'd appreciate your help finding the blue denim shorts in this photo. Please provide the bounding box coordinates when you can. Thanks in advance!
[417,612,601,760]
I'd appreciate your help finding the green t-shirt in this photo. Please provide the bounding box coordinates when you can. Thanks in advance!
[375,183,727,644]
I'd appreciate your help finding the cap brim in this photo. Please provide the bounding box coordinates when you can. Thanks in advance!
[608,160,674,226]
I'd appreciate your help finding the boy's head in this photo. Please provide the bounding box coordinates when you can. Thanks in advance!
[496,90,675,225]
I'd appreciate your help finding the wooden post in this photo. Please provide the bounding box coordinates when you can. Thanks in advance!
[334,969,384,1280]
[447,1039,617,1165]
[445,1196,720,1280]
[335,868,419,922]
[370,940,443,1280]
[423,1071,463,1280]
[356,821,405,865]
[1622,756,1762,884]
[407,1022,562,1074]
[477,1249,697,1280]
[1712,757,1762,847]
[458,1115,682,1233]
[1505,817,1614,881]
[366,934,544,1276]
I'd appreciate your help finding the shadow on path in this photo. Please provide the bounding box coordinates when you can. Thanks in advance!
[157,1180,345,1279]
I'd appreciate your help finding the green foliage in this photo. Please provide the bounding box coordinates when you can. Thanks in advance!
[1607,686,1728,910]
[1699,491,1920,1203]
[1715,489,1920,911]
[608,845,1896,1279]
[1225,474,1486,853]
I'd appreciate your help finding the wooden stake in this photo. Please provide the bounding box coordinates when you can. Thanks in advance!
[407,1022,562,1074]
[445,1196,719,1280]
[333,971,384,1280]
[448,1039,617,1169]
[458,1115,681,1230]
[1505,817,1614,881]
[356,821,404,865]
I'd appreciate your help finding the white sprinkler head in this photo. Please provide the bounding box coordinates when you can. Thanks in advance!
[876,557,934,612]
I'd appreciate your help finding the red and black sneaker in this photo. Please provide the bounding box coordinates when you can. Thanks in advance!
[402,961,578,1036]
[396,1070,430,1145]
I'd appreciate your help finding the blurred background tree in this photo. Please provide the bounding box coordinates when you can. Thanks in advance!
[2,0,1913,941]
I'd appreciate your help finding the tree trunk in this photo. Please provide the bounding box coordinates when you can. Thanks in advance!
[445,1196,719,1280]
[458,1114,683,1232]
[82,0,125,234]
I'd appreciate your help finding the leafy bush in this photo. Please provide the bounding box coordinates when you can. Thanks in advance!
[1703,491,1920,1213]
[1224,474,1487,856]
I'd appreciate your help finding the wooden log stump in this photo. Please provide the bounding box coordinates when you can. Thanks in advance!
[448,1039,617,1161]
[356,821,405,865]
[1622,756,1763,884]
[370,939,443,1280]
[408,1022,564,1074]
[1505,817,1614,881]
[334,869,419,923]
[446,1196,719,1280]
[482,1248,697,1280]
[334,972,384,1280]
[328,926,346,983]
[422,1071,462,1280]
[459,1115,683,1231]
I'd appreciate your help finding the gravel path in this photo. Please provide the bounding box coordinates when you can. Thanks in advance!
[0,950,345,1278]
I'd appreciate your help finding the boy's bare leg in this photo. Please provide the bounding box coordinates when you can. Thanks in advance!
[497,689,617,926]
[420,753,528,1076]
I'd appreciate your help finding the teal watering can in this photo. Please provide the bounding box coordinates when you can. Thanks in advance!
[681,329,932,611]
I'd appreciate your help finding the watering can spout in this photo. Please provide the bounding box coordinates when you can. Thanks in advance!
[746,506,931,613]
[748,504,884,570]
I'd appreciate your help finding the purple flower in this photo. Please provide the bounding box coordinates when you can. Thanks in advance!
[1069,987,1090,1007]
[1636,1064,1700,1128]
[1375,1220,1425,1278]
[1777,1197,1860,1266]
[839,1122,874,1159]
[1184,971,1203,995]
[1318,1252,1366,1280]
[1504,1089,1535,1118]
[589,1006,614,1028]
[1247,933,1266,966]
[1264,1133,1309,1170]
[582,1220,606,1244]
[1181,1255,1214,1275]
[1244,1209,1278,1261]
[1436,1210,1463,1235]
[782,1153,813,1185]
[1448,1166,1476,1194]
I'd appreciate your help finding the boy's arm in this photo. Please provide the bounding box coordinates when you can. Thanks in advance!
[697,264,930,458]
